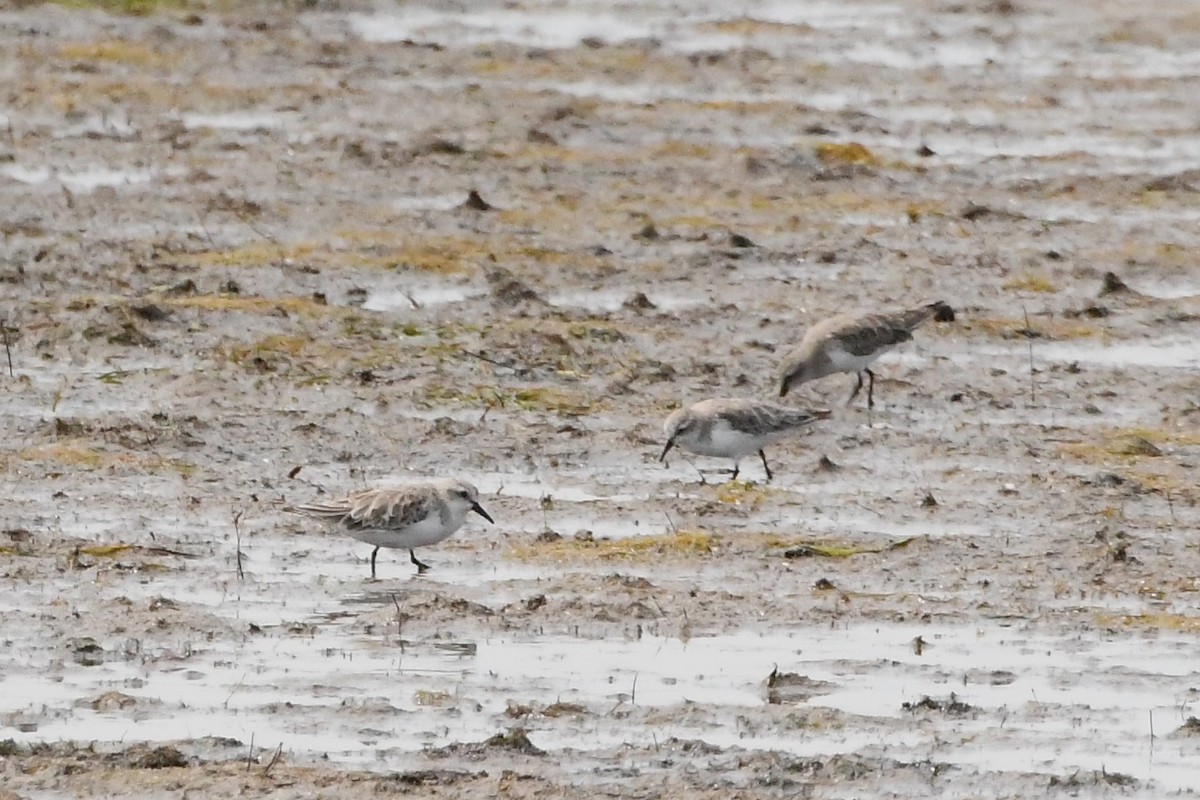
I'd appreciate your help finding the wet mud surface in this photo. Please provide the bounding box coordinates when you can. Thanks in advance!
[1,0,1199,796]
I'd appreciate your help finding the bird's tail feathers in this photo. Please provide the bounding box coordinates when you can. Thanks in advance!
[898,300,953,330]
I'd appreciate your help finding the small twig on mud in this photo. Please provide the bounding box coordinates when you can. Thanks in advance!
[246,733,255,772]
[1166,491,1176,523]
[239,212,279,246]
[478,389,508,424]
[197,215,217,249]
[391,593,405,654]
[1,318,13,378]
[224,672,248,709]
[404,291,421,310]
[850,500,884,518]
[263,743,283,777]
[1149,710,1155,745]
[1021,303,1036,403]
[233,510,245,581]
[630,674,638,706]
[463,349,517,371]
[662,511,677,534]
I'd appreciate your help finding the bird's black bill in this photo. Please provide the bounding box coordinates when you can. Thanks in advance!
[471,502,495,524]
[659,439,675,462]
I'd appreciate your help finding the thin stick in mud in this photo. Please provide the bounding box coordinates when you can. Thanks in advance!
[263,743,283,776]
[1,318,12,378]
[233,511,245,581]
[1021,304,1036,403]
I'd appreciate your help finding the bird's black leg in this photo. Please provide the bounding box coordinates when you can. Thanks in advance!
[370,546,379,579]
[759,450,774,481]
[847,371,865,405]
[865,369,876,409]
[410,549,431,574]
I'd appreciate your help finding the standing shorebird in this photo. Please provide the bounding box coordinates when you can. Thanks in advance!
[286,478,494,577]
[777,301,951,408]
[660,398,831,482]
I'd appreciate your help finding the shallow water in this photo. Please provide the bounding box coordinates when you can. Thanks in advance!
[5,583,1197,790]
[0,163,157,192]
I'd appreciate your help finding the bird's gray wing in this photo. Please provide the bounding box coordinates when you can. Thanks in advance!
[344,488,434,531]
[293,488,433,531]
[722,403,822,435]
[831,312,921,356]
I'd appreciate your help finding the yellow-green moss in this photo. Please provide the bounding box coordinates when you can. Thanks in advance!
[1060,426,1200,464]
[49,0,187,17]
[18,440,106,469]
[1096,612,1200,633]
[511,530,718,562]
[1002,273,1059,293]
[57,40,178,69]
[814,142,880,167]
[961,317,1098,340]
[163,294,340,318]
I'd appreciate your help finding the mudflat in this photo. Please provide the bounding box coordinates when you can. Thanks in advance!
[1,1,1198,797]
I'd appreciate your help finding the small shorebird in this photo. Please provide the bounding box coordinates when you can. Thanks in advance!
[778,301,951,408]
[286,478,494,577]
[660,398,831,482]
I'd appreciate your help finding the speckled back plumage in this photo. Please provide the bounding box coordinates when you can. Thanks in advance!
[293,486,441,532]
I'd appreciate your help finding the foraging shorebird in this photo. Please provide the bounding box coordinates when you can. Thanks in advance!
[660,398,831,482]
[778,301,951,408]
[286,478,494,577]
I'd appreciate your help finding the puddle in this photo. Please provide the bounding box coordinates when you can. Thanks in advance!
[181,111,297,131]
[1,163,156,193]
[391,193,467,212]
[474,472,646,506]
[362,282,481,311]
[349,1,909,52]
[350,8,657,50]
[3,608,1196,790]
[1137,279,1200,300]
[1037,338,1200,370]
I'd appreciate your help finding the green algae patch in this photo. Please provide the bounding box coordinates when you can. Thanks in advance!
[49,0,187,17]
[77,544,135,558]
[761,534,918,559]
[511,530,719,562]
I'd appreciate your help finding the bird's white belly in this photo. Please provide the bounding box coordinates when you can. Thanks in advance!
[349,513,461,549]
[684,422,775,459]
[826,344,883,374]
